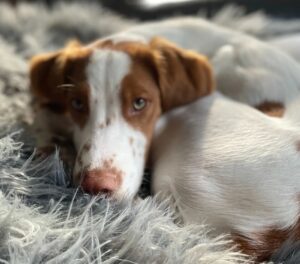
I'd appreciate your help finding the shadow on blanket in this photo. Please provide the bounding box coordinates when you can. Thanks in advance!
[1,1,300,263]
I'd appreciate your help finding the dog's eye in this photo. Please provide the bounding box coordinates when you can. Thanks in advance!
[133,98,147,111]
[71,99,84,111]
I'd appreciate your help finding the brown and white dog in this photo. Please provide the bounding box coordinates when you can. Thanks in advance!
[30,17,300,261]
[30,36,214,200]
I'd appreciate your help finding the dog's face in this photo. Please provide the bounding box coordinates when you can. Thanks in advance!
[30,37,214,200]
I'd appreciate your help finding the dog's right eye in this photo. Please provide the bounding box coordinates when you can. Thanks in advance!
[133,98,147,112]
[71,98,84,111]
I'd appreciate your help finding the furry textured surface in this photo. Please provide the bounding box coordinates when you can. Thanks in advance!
[0,1,300,263]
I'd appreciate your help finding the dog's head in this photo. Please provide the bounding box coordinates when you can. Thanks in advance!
[30,37,214,200]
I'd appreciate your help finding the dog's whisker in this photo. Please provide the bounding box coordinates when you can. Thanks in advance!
[57,84,76,92]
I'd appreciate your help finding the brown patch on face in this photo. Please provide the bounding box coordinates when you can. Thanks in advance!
[232,219,300,262]
[256,101,285,118]
[121,61,162,155]
[30,41,92,128]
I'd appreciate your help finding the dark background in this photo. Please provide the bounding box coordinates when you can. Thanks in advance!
[2,0,300,20]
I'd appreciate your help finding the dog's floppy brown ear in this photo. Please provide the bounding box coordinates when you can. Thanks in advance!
[30,51,66,111]
[29,40,87,114]
[150,37,215,112]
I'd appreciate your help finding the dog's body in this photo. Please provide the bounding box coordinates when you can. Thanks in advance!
[269,33,300,63]
[152,91,300,261]
[30,17,300,261]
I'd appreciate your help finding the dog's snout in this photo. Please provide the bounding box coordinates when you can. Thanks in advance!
[81,169,121,196]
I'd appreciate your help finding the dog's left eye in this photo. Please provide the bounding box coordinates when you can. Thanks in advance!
[133,98,147,111]
[71,99,84,111]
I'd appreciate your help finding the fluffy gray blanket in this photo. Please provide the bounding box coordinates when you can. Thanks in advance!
[1,2,300,263]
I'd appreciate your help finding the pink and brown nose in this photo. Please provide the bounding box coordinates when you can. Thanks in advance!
[80,169,121,196]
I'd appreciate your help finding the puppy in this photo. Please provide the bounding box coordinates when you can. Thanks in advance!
[29,17,300,261]
[30,17,300,200]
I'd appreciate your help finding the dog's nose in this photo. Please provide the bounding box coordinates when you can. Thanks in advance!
[81,169,121,196]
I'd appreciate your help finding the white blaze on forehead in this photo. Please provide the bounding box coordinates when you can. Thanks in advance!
[73,49,147,200]
[87,49,132,102]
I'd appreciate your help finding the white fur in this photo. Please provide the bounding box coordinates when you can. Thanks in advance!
[72,49,147,200]
[104,18,300,235]
[152,92,300,236]
[268,33,300,63]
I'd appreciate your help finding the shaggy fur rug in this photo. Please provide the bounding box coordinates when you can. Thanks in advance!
[1,1,300,263]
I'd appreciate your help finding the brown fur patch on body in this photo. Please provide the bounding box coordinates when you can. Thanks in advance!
[232,220,300,262]
[256,101,285,118]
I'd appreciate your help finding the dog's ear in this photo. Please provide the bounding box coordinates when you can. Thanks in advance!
[150,37,215,112]
[30,50,68,114]
[29,40,87,114]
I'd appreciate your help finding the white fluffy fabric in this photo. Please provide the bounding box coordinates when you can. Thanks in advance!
[0,1,299,263]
